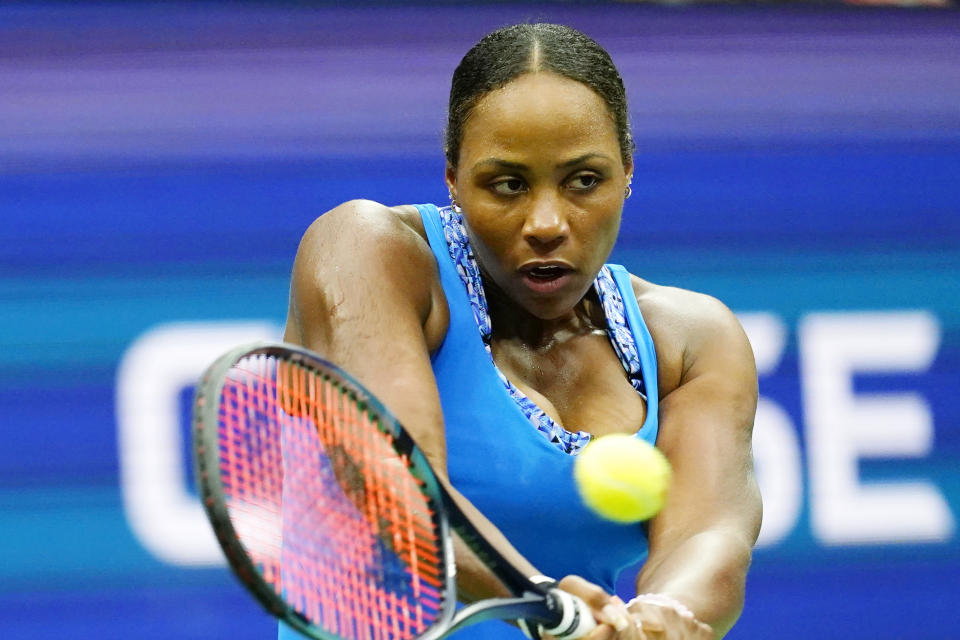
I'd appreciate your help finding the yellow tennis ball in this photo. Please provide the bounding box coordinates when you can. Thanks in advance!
[573,434,672,523]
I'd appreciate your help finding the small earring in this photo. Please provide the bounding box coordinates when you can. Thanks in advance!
[624,184,633,199]
[449,191,462,213]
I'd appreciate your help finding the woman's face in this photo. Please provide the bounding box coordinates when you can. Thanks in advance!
[447,72,632,321]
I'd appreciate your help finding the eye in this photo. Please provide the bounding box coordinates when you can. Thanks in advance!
[567,173,602,191]
[490,177,527,196]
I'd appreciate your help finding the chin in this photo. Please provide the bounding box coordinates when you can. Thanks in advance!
[520,295,580,321]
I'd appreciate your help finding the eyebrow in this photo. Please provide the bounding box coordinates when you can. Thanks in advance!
[472,152,614,172]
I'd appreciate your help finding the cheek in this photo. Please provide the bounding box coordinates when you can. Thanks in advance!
[580,200,623,242]
[606,207,624,238]
[463,216,511,269]
[464,207,521,252]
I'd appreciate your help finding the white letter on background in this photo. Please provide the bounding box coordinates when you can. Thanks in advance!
[800,311,954,545]
[116,322,280,566]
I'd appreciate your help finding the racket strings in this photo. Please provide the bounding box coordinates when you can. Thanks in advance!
[216,354,446,640]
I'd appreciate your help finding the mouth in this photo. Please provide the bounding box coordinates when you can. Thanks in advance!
[518,263,574,293]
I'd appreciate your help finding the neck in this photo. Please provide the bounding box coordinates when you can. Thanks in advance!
[482,272,605,348]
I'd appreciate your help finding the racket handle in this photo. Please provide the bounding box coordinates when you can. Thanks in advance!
[542,589,597,639]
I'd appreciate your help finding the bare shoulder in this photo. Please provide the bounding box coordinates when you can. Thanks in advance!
[390,203,429,240]
[629,274,754,395]
[629,275,742,338]
[294,200,438,292]
[299,200,428,255]
[289,200,447,348]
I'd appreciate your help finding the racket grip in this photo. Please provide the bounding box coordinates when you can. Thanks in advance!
[542,589,597,639]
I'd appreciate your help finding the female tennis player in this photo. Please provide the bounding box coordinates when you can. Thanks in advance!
[281,23,761,640]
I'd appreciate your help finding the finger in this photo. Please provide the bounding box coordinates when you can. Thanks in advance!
[695,619,714,639]
[556,576,631,632]
[637,616,664,635]
[632,602,711,640]
[601,596,632,633]
[619,616,648,640]
[629,606,666,639]
[583,622,615,640]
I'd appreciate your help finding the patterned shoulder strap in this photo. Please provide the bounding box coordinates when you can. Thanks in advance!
[594,267,647,400]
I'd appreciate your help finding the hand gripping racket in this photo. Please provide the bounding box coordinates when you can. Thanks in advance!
[192,341,597,640]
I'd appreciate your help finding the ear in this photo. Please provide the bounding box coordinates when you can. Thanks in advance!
[623,157,634,184]
[444,164,457,196]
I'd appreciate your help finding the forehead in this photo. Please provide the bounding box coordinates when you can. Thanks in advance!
[460,72,619,163]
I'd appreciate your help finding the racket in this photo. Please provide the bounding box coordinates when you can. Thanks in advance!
[192,341,597,640]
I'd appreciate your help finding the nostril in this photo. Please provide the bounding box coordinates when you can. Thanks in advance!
[525,234,566,252]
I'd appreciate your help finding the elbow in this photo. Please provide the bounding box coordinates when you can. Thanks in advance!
[710,534,754,639]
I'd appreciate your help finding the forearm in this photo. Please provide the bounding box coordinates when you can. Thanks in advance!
[636,528,753,638]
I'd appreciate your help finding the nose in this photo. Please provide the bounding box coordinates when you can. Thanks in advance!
[521,193,569,253]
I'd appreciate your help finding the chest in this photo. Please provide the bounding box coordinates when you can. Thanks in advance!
[490,332,647,437]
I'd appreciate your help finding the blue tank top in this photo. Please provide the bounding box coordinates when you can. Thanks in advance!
[418,203,660,640]
[280,204,660,640]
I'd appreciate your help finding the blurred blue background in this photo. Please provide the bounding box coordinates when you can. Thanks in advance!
[1,2,958,639]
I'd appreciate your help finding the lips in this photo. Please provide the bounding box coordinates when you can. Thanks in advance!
[518,262,574,293]
[524,264,567,279]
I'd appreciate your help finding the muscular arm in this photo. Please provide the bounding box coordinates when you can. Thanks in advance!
[634,286,762,638]
[283,200,539,602]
